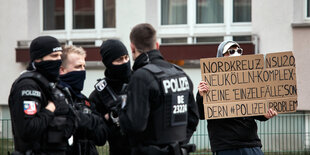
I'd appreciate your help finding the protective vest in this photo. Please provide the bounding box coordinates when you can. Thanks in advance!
[10,71,74,152]
[142,64,190,144]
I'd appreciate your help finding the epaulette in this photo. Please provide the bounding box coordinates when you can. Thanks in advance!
[94,78,107,92]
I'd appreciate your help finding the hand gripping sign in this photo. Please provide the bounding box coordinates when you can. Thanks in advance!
[200,51,297,120]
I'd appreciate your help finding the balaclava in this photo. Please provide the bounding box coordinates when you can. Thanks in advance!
[59,70,86,96]
[28,36,62,82]
[100,39,131,88]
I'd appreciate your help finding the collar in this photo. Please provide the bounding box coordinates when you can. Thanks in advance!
[58,80,86,100]
[132,50,164,71]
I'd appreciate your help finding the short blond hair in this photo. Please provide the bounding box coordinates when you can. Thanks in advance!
[61,45,86,67]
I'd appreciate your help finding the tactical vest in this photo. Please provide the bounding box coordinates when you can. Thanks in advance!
[10,71,73,152]
[142,64,190,144]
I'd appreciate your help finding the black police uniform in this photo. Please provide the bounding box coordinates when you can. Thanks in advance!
[89,78,131,155]
[9,71,76,154]
[119,50,199,155]
[88,39,131,155]
[57,80,108,155]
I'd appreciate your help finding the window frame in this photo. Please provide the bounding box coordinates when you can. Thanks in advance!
[305,0,310,20]
[40,0,116,45]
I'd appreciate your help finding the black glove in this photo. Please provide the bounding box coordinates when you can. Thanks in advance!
[77,111,103,130]
[75,102,92,114]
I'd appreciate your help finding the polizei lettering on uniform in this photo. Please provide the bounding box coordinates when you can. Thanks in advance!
[162,76,190,94]
[21,90,41,98]
[53,47,62,52]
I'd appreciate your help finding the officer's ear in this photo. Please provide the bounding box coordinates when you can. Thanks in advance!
[130,43,139,60]
[130,42,136,54]
[59,65,66,75]
[155,42,159,50]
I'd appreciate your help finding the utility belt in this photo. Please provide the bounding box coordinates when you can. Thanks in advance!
[132,143,196,155]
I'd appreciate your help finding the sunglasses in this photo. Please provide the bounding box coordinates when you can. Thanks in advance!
[227,48,243,55]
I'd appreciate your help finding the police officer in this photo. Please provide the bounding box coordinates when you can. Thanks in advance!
[119,23,199,155]
[8,36,76,154]
[89,40,131,155]
[59,45,109,155]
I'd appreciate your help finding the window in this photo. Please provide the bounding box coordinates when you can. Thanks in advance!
[196,0,224,24]
[162,38,188,44]
[103,0,116,28]
[73,0,95,29]
[73,41,95,46]
[43,0,64,30]
[196,36,224,43]
[233,35,251,42]
[307,0,310,18]
[161,0,187,25]
[43,0,116,30]
[233,0,251,22]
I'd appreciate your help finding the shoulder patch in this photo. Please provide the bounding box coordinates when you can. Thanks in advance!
[95,79,107,92]
[21,90,41,98]
[23,101,37,115]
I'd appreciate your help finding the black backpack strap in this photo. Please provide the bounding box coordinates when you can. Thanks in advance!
[13,71,52,98]
[94,78,117,101]
[17,71,51,89]
[172,64,184,71]
[142,64,167,79]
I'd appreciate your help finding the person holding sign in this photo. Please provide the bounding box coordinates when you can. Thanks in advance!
[119,23,199,155]
[196,40,278,155]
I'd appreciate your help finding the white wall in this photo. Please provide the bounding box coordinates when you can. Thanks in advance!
[184,68,201,96]
[116,0,147,59]
[252,0,293,54]
[292,29,310,110]
[0,0,30,105]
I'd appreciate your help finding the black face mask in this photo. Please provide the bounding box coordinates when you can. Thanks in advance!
[59,70,86,94]
[105,61,131,83]
[34,60,62,82]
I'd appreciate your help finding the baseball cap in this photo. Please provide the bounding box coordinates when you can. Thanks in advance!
[222,41,240,55]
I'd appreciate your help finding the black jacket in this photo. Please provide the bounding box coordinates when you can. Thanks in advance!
[60,82,109,155]
[119,50,199,147]
[196,93,268,152]
[8,71,75,154]
[89,79,131,155]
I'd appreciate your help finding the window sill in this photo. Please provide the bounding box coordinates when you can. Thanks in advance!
[291,22,310,28]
